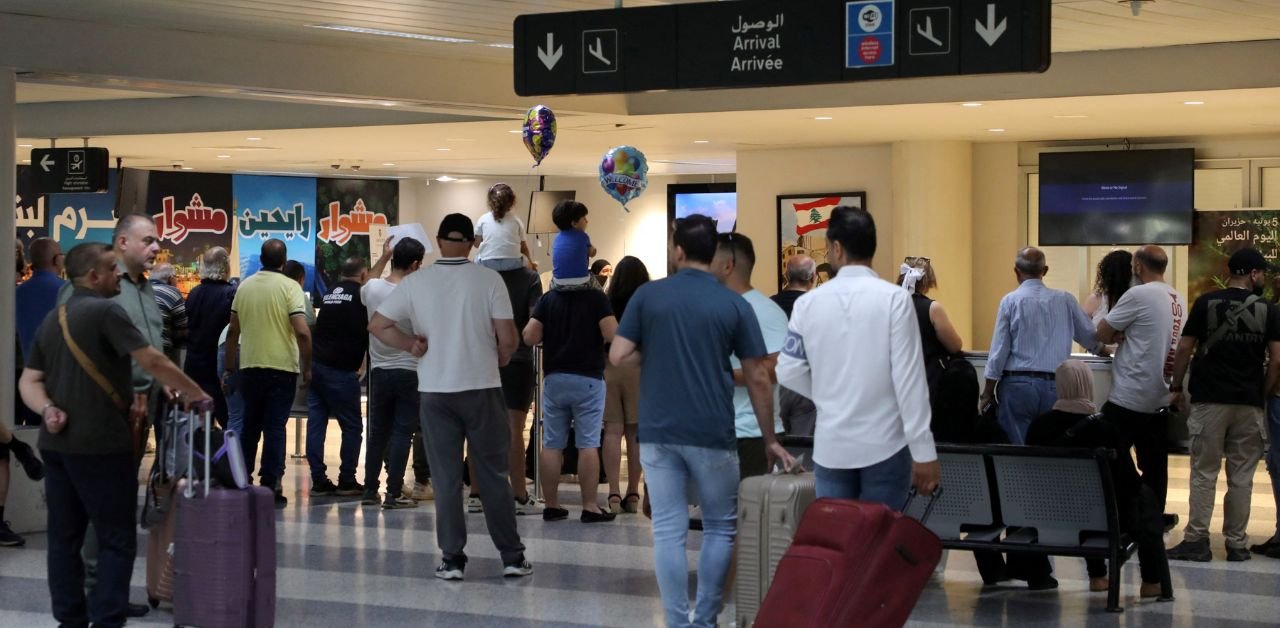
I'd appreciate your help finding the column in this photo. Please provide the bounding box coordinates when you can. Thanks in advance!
[891,141,974,345]
[1,69,16,430]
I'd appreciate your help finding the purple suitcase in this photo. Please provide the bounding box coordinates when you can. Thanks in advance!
[172,410,276,628]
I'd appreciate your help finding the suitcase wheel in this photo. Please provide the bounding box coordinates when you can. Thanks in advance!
[148,597,159,609]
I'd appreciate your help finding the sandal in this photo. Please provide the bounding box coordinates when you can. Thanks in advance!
[607,493,623,515]
[623,492,641,514]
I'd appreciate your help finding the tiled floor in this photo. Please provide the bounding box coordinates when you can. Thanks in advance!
[2,420,1277,627]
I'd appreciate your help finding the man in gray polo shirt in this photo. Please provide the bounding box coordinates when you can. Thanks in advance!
[369,214,529,581]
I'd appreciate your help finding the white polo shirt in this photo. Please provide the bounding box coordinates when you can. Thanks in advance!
[375,258,514,393]
[362,277,421,372]
[776,265,937,469]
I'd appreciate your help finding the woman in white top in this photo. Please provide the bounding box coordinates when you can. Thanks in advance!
[474,183,537,271]
[1083,249,1133,326]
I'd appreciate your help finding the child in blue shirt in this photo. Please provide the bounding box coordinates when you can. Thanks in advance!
[551,200,598,291]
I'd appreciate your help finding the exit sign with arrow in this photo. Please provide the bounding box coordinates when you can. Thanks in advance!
[29,147,111,194]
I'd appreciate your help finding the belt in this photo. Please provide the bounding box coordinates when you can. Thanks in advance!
[1003,370,1055,380]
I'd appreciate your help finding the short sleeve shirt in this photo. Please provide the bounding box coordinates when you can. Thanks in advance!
[731,290,789,438]
[230,270,308,373]
[531,289,613,378]
[475,212,526,261]
[312,280,369,371]
[27,289,148,455]
[1183,287,1280,407]
[499,267,544,363]
[551,229,591,280]
[1104,281,1186,413]
[376,259,513,393]
[615,268,767,450]
[362,278,420,372]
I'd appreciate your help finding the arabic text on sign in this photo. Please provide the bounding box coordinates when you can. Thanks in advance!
[730,13,786,73]
[317,198,389,246]
[154,194,230,245]
[238,203,313,241]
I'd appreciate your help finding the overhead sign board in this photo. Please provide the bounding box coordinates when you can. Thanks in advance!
[514,0,1048,96]
[29,147,111,194]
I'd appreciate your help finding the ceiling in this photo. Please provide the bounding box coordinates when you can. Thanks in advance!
[7,1,1280,178]
[0,0,1278,64]
[16,86,1280,178]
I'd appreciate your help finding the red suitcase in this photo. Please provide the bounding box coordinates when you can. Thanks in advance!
[754,496,941,628]
[172,411,277,628]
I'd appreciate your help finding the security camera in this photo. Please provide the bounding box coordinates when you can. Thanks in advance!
[331,163,342,170]
[350,164,361,172]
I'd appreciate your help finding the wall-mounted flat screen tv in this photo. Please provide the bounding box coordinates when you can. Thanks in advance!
[1038,148,1194,245]
[528,190,575,235]
[668,182,737,233]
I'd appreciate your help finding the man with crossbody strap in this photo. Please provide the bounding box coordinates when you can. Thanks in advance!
[18,243,209,628]
[1166,248,1280,562]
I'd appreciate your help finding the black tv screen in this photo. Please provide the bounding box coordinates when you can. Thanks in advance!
[528,190,575,235]
[667,182,736,233]
[1038,148,1194,245]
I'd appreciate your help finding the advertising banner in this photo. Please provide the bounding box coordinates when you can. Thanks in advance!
[315,178,398,290]
[232,174,318,282]
[15,165,48,252]
[146,171,234,294]
[1189,210,1280,304]
[48,169,120,247]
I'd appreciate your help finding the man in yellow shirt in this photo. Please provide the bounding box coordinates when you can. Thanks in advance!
[225,239,312,507]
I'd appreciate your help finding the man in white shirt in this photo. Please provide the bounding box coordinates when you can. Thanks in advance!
[1096,245,1186,523]
[776,206,940,505]
[713,232,789,479]
[362,237,429,509]
[368,214,530,581]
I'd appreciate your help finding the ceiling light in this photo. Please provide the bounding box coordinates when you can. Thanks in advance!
[436,148,451,152]
[382,162,396,166]
[217,154,232,158]
[960,102,983,108]
[181,166,194,170]
[1053,114,1090,119]
[246,137,262,141]
[987,128,1006,133]
[487,43,515,49]
[21,159,30,163]
[436,175,457,182]
[309,24,474,44]
[1183,100,1205,105]
[18,143,33,148]
[508,129,522,134]
[694,140,710,144]
[814,116,833,121]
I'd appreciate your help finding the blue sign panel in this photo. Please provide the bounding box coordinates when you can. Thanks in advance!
[846,0,895,69]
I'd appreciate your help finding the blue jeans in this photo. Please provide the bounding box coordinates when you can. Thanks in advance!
[814,446,912,509]
[365,368,421,496]
[217,344,244,435]
[1269,398,1280,534]
[640,443,739,628]
[997,376,1058,445]
[238,368,297,488]
[306,361,364,484]
[478,257,524,271]
[541,373,606,450]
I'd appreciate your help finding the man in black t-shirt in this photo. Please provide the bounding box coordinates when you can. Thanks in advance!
[306,257,370,497]
[523,288,618,523]
[1167,248,1280,563]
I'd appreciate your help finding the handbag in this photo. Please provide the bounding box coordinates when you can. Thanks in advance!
[57,304,142,457]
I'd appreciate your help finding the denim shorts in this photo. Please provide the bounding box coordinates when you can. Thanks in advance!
[542,373,606,449]
[478,257,524,271]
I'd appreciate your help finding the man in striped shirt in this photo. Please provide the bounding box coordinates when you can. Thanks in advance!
[982,248,1109,444]
[148,263,189,364]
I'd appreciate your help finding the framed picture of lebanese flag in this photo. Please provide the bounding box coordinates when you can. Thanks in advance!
[775,192,867,292]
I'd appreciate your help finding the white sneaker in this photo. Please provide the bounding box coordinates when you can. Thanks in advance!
[502,558,533,578]
[434,560,465,581]
[467,496,483,513]
[412,482,434,501]
[514,495,536,515]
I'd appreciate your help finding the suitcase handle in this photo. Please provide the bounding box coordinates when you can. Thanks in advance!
[183,409,213,499]
[902,487,942,523]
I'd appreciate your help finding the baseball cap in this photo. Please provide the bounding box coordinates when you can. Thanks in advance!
[437,213,475,242]
[1227,248,1278,275]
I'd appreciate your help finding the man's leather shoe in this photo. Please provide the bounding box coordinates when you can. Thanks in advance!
[126,602,150,618]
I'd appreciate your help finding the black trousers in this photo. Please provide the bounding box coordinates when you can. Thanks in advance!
[43,450,137,628]
[1085,484,1170,585]
[1103,402,1169,512]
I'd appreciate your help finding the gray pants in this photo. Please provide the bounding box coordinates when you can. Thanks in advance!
[1185,402,1267,548]
[420,388,525,565]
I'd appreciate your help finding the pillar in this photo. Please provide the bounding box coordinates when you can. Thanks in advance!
[1,69,16,430]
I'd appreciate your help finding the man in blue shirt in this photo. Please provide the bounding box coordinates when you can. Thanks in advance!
[16,238,65,359]
[981,247,1108,444]
[610,215,793,628]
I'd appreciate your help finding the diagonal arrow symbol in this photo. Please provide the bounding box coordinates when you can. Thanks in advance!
[975,3,1007,46]
[537,32,563,70]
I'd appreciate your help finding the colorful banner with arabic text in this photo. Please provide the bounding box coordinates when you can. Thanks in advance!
[146,171,234,295]
[315,178,398,290]
[15,166,49,254]
[232,174,323,291]
[49,169,120,248]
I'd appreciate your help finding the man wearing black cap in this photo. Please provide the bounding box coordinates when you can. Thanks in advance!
[368,213,530,580]
[1166,247,1280,562]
